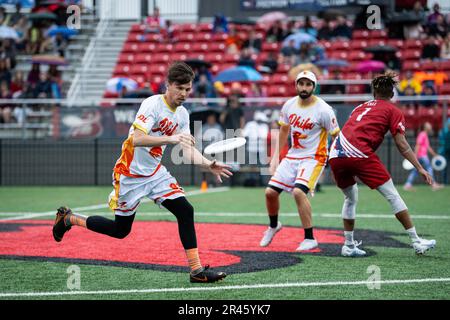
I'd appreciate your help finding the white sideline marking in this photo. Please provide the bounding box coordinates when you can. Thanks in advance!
[0,187,230,221]
[0,211,449,220]
[1,277,449,298]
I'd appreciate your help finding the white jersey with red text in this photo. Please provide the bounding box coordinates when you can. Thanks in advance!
[113,94,190,178]
[279,95,340,163]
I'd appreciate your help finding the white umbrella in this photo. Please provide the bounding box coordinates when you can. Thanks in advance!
[106,77,138,93]
[0,26,19,40]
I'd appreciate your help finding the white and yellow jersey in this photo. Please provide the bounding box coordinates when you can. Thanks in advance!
[279,95,340,163]
[113,94,190,178]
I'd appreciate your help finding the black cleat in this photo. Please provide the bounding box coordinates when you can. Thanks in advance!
[190,265,227,283]
[52,206,72,242]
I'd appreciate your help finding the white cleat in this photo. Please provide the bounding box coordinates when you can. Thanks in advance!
[259,222,282,247]
[341,240,366,257]
[413,238,436,255]
[296,238,319,251]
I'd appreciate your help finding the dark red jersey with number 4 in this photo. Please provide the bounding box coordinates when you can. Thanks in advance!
[330,99,406,158]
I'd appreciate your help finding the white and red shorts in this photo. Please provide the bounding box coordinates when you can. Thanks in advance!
[108,165,184,216]
[268,157,326,194]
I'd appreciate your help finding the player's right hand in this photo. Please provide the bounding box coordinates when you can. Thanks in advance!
[169,134,195,148]
[419,168,433,185]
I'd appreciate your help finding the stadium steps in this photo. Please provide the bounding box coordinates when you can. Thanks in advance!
[67,20,134,103]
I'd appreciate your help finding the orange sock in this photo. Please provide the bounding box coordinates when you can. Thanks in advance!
[65,213,87,228]
[185,248,202,274]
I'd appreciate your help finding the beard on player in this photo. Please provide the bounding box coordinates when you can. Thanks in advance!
[297,88,314,100]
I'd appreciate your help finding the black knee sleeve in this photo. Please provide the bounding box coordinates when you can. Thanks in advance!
[294,184,310,194]
[162,197,197,249]
[268,185,283,194]
[86,214,135,239]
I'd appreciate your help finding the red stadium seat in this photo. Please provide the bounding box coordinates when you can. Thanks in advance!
[194,32,212,42]
[387,39,404,49]
[114,64,131,74]
[211,33,228,42]
[122,43,139,53]
[348,51,369,61]
[209,42,226,52]
[438,83,450,95]
[130,64,149,75]
[135,53,152,63]
[262,42,280,52]
[223,53,239,63]
[205,53,224,63]
[117,53,135,64]
[191,43,210,52]
[174,42,192,53]
[329,41,350,51]
[149,64,168,76]
[152,53,170,63]
[155,43,174,53]
[177,33,195,42]
[138,43,157,52]
[267,85,288,97]
[402,61,420,72]
[369,39,387,47]
[271,74,289,84]
[130,24,145,32]
[402,49,421,60]
[352,30,369,39]
[346,84,366,94]
[329,51,348,60]
[401,106,420,132]
[369,29,387,39]
[349,40,368,50]
[198,23,213,32]
[405,39,422,49]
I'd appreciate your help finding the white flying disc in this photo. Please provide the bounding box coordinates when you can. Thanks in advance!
[431,155,447,171]
[204,137,247,155]
[402,159,414,171]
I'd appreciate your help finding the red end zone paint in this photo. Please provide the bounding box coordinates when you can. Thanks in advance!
[0,220,343,267]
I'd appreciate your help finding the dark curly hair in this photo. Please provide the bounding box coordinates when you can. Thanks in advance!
[372,72,398,99]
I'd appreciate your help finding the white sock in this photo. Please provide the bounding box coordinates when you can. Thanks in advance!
[344,231,354,245]
[406,227,420,242]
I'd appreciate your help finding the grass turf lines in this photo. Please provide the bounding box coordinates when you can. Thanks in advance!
[0,185,449,300]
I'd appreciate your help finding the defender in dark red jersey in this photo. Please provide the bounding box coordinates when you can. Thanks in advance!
[329,73,436,256]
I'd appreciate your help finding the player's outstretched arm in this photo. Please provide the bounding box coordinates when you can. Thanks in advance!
[133,128,194,147]
[182,145,233,183]
[393,133,433,185]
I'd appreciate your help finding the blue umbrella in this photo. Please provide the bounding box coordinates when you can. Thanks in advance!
[214,66,263,83]
[106,77,138,94]
[282,32,316,50]
[315,59,349,68]
[47,26,79,38]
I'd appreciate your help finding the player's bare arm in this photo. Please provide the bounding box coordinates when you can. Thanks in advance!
[394,133,433,185]
[182,144,233,183]
[269,124,290,174]
[133,127,195,148]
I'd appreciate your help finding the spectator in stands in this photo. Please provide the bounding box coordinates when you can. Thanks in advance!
[212,13,229,34]
[194,74,216,98]
[243,111,269,186]
[242,29,262,54]
[441,33,450,59]
[284,20,298,39]
[317,20,334,40]
[399,71,422,95]
[10,70,25,96]
[421,83,438,108]
[294,42,314,65]
[52,33,68,57]
[13,16,29,51]
[27,63,40,86]
[281,39,299,65]
[34,72,52,98]
[237,48,256,69]
[26,23,44,55]
[144,7,165,34]
[0,6,9,26]
[421,36,441,60]
[399,86,418,109]
[201,113,224,146]
[0,58,11,86]
[262,51,279,74]
[220,94,245,132]
[299,16,317,38]
[438,119,450,184]
[427,14,448,39]
[0,80,12,123]
[246,82,267,107]
[9,3,24,27]
[427,3,444,26]
[163,20,175,43]
[1,39,16,69]
[225,26,242,54]
[403,1,426,39]
[332,15,352,40]
[266,20,285,43]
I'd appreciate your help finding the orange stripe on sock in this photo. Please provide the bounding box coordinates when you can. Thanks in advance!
[186,248,202,273]
[69,214,87,228]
